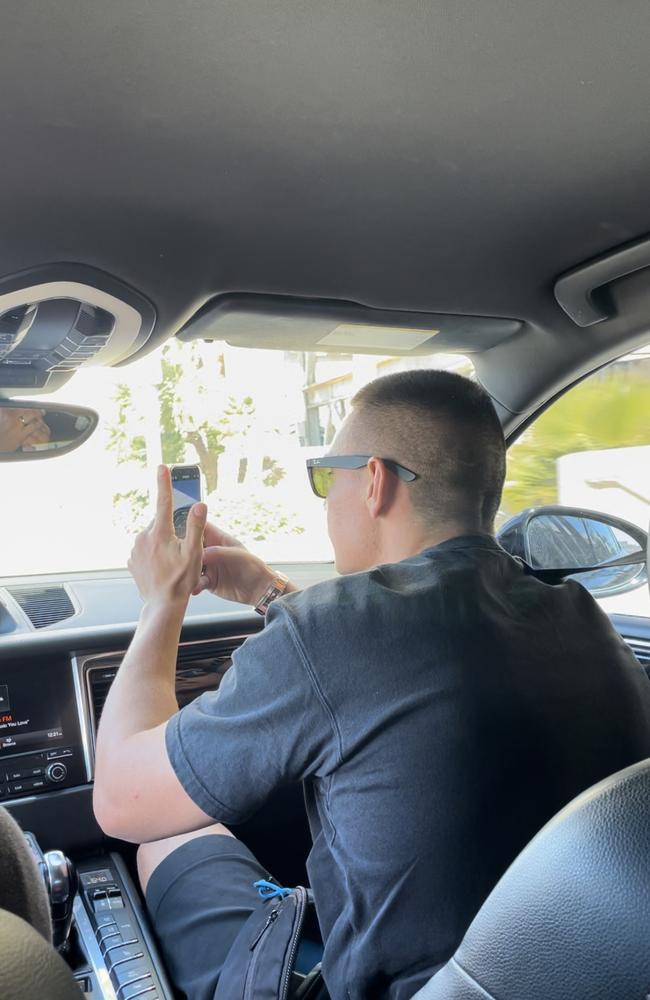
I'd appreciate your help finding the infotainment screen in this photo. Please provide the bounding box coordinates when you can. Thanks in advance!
[0,659,79,755]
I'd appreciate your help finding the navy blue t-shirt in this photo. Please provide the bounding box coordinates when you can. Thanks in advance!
[166,535,650,999]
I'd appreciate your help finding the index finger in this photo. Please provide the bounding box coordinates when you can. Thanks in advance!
[155,465,174,534]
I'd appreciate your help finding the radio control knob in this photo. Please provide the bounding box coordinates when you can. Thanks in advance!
[46,763,67,783]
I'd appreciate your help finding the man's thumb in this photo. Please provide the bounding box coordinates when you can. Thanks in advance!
[192,573,211,596]
[186,502,208,545]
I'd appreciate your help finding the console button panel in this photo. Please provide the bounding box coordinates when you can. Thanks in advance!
[0,747,84,799]
[78,862,167,999]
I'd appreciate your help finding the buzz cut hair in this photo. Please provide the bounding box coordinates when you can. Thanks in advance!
[350,368,506,531]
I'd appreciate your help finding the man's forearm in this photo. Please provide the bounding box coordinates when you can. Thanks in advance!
[94,599,185,789]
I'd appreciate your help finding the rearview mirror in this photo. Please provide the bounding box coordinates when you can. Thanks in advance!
[498,506,648,600]
[0,400,98,461]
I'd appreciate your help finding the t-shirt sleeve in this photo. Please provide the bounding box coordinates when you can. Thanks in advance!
[165,601,341,824]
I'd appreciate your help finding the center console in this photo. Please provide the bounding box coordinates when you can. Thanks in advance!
[26,830,173,1000]
[74,854,172,1000]
[1,638,248,998]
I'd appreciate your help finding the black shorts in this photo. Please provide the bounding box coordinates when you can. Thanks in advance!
[145,833,322,1000]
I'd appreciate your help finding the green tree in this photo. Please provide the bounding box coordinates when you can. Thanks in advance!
[108,342,251,493]
[503,365,650,516]
[107,384,147,467]
[107,340,301,541]
[153,342,256,493]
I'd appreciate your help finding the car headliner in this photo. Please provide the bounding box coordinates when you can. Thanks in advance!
[2,1,650,429]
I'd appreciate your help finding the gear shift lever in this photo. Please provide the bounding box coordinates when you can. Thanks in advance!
[43,849,78,952]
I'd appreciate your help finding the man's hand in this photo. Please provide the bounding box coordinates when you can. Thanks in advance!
[0,408,50,453]
[128,465,207,607]
[191,521,282,606]
[95,466,214,843]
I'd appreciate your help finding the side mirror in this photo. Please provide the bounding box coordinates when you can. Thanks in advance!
[0,400,98,461]
[498,506,648,600]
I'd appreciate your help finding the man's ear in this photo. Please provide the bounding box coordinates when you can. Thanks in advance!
[365,457,397,519]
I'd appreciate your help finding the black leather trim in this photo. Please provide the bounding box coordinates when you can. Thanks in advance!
[418,758,650,1000]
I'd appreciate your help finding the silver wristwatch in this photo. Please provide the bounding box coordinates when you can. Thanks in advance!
[254,571,290,616]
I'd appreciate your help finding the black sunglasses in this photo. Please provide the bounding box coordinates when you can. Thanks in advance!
[306,455,418,499]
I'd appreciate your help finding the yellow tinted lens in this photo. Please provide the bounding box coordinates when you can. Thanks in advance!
[312,467,334,498]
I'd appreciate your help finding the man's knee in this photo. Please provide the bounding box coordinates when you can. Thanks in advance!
[137,822,235,895]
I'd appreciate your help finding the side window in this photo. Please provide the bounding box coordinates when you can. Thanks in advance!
[500,345,650,617]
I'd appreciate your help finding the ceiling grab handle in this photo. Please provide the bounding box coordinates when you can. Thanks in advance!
[554,234,650,327]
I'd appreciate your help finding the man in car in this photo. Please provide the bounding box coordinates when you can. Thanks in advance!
[93,369,650,1000]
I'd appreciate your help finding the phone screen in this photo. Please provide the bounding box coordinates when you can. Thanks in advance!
[171,466,201,537]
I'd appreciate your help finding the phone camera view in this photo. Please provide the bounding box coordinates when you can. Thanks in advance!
[172,465,202,539]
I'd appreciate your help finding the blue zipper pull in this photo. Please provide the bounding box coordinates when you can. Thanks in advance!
[254,879,292,900]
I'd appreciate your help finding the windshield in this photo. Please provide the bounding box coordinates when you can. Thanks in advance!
[0,342,472,575]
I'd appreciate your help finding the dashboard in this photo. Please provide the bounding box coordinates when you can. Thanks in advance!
[0,635,247,806]
[0,623,267,854]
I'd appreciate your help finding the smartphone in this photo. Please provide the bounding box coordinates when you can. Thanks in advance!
[171,465,202,538]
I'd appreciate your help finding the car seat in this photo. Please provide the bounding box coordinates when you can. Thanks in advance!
[414,756,650,1000]
[0,806,80,999]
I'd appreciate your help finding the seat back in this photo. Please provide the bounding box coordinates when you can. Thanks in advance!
[415,757,650,1000]
[0,807,78,998]
[0,806,51,940]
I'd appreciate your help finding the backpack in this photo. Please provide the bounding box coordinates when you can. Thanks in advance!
[214,881,326,1000]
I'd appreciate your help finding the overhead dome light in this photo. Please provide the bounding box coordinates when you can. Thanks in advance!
[0,270,156,391]
[0,303,38,360]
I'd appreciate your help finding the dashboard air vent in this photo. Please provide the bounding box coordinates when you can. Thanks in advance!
[88,665,119,731]
[8,585,75,629]
[86,640,244,736]
[627,640,650,680]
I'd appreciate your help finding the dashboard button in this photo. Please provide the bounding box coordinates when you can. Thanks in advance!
[112,915,139,934]
[100,932,123,954]
[120,983,156,1000]
[102,935,138,957]
[111,960,151,989]
[46,762,67,783]
[102,917,139,944]
[9,777,46,794]
[90,889,109,913]
[108,887,125,909]
[108,948,145,970]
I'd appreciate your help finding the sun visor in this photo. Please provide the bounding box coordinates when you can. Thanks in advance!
[177,294,522,357]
